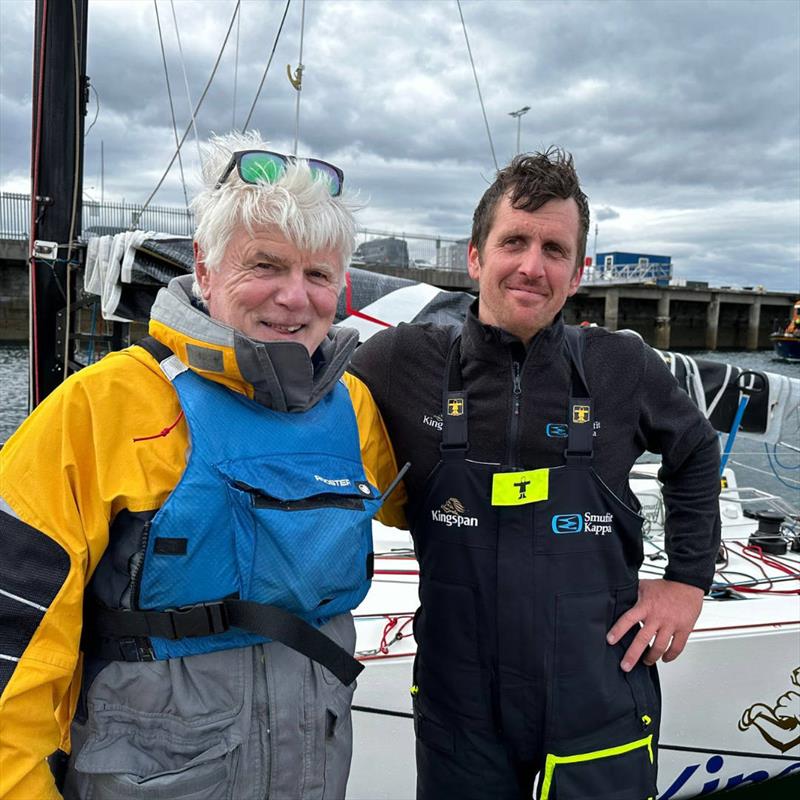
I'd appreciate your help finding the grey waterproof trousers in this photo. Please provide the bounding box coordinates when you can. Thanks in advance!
[63,614,357,800]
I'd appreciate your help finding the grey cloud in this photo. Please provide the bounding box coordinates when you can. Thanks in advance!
[0,0,797,290]
[594,207,620,222]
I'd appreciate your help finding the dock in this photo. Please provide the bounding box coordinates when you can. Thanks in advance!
[333,262,795,352]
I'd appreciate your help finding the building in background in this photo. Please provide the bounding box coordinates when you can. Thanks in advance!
[353,236,409,268]
[594,251,672,285]
[437,238,469,271]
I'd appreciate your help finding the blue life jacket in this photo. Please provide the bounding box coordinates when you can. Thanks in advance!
[134,356,382,661]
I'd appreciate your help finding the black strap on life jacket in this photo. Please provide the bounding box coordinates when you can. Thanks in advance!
[84,599,363,686]
[136,334,173,363]
[441,335,468,454]
[85,334,364,687]
[440,328,592,463]
[563,326,593,463]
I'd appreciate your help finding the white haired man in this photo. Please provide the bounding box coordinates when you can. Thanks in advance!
[0,132,405,799]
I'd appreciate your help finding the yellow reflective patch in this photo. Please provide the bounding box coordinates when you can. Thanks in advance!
[491,469,549,506]
[539,735,654,800]
[447,398,464,416]
[573,404,591,423]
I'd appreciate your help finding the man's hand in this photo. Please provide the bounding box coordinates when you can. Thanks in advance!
[606,579,704,672]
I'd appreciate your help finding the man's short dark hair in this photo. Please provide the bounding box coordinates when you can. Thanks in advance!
[471,147,590,270]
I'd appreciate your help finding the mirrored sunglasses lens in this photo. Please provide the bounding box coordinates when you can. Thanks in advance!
[239,152,286,184]
[309,161,342,196]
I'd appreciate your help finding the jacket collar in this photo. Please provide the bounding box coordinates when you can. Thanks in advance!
[147,275,358,412]
[461,299,566,364]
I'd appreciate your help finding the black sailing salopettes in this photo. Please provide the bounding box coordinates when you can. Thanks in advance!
[410,326,661,800]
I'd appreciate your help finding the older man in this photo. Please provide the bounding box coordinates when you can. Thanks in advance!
[0,132,405,800]
[350,149,721,799]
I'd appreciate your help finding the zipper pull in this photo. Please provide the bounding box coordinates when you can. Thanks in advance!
[512,361,522,415]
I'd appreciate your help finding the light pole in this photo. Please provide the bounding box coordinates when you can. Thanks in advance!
[508,105,530,154]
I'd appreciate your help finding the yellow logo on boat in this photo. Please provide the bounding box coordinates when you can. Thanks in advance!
[447,398,464,417]
[573,404,591,424]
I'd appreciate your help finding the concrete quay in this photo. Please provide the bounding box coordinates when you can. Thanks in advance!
[346,263,795,352]
[567,284,794,351]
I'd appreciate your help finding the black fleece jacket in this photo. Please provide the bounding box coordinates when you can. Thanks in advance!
[349,305,722,591]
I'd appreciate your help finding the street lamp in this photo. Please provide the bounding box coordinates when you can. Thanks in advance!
[508,105,531,155]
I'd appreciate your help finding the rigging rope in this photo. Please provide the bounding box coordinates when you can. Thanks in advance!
[232,0,241,129]
[292,0,306,156]
[169,0,204,165]
[135,0,241,222]
[456,0,498,171]
[84,83,100,138]
[153,0,191,216]
[241,0,292,133]
[63,0,82,380]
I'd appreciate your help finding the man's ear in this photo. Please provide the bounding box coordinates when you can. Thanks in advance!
[568,261,585,296]
[467,241,481,281]
[193,242,211,300]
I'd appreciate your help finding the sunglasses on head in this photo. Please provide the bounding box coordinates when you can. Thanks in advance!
[214,149,344,196]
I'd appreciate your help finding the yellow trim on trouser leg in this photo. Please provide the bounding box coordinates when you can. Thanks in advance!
[539,734,653,800]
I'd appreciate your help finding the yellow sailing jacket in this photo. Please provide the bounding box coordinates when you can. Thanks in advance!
[0,309,405,799]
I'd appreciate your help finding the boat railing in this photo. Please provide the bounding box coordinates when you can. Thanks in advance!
[720,485,799,521]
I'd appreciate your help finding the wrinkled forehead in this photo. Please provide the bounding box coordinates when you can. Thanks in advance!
[227,223,346,272]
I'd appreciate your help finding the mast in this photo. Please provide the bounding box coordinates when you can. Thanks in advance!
[29,0,89,408]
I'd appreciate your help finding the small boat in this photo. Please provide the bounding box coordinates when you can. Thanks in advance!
[771,300,800,362]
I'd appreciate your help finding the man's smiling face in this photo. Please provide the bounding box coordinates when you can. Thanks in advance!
[467,194,583,345]
[194,225,342,354]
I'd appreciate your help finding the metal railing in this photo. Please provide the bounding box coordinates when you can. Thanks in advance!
[582,262,672,285]
[0,192,195,239]
[0,193,32,239]
[0,192,471,271]
[83,199,195,237]
[354,229,467,271]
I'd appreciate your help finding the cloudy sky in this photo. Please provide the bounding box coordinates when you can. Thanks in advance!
[1,0,798,290]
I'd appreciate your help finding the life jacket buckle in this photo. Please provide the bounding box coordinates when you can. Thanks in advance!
[165,601,230,639]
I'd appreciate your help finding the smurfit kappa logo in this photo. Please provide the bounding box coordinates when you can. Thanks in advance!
[545,421,601,438]
[545,423,569,438]
[552,514,584,534]
[552,512,614,535]
[431,498,479,528]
